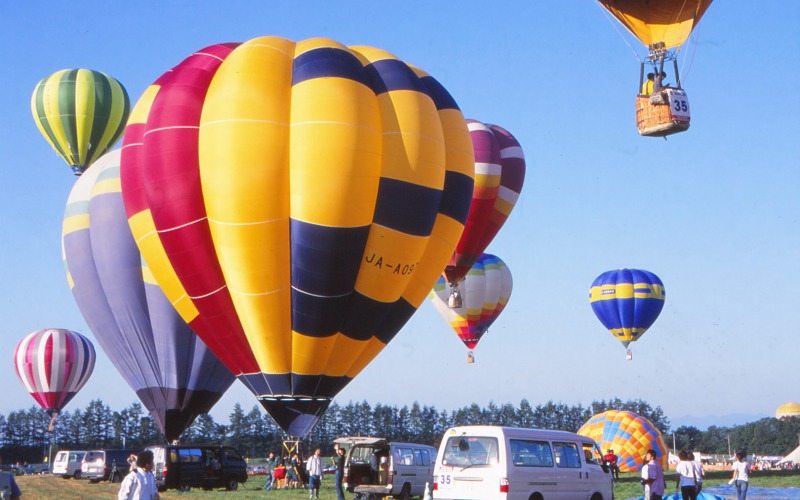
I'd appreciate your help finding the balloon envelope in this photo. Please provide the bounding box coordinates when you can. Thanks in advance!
[14,328,95,414]
[578,410,668,472]
[444,120,525,286]
[62,149,235,441]
[119,37,474,436]
[31,69,130,175]
[430,253,512,350]
[597,0,714,49]
[589,268,665,348]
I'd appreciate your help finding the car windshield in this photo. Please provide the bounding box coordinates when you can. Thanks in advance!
[84,452,103,462]
[441,436,498,467]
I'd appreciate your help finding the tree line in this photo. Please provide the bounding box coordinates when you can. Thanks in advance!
[1,397,797,465]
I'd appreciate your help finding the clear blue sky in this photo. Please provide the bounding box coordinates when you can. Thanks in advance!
[1,2,798,429]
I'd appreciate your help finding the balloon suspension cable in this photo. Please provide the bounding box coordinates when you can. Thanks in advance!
[679,25,701,85]
[594,0,643,62]
[448,283,462,309]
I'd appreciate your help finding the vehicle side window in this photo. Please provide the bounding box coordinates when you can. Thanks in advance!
[582,442,603,465]
[398,448,414,466]
[510,439,554,467]
[350,446,370,465]
[170,450,178,463]
[553,442,581,469]
[224,448,243,461]
[420,450,431,466]
[179,448,202,463]
[413,449,423,466]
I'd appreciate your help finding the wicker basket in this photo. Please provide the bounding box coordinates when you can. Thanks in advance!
[636,95,690,137]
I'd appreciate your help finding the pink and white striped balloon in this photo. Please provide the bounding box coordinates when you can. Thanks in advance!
[13,328,95,414]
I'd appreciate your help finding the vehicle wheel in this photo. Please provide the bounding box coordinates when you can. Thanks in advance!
[61,474,70,480]
[394,483,412,500]
[73,471,81,479]
[112,472,123,483]
[590,494,604,500]
[179,484,191,492]
[226,477,239,490]
[157,485,167,493]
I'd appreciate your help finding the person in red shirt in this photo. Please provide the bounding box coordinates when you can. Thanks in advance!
[604,449,620,479]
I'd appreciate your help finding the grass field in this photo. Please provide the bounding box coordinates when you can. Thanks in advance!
[613,468,800,499]
[15,469,800,499]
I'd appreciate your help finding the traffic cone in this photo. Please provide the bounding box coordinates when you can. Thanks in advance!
[423,481,432,500]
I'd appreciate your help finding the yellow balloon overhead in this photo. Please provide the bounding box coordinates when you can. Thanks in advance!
[598,0,714,49]
[119,37,475,436]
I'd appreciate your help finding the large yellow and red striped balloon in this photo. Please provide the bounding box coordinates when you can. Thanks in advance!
[120,37,474,436]
[578,410,668,472]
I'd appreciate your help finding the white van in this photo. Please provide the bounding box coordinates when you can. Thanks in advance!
[52,450,86,479]
[334,436,437,499]
[433,426,612,500]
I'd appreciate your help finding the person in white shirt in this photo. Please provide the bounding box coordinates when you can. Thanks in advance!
[641,449,665,500]
[118,450,159,500]
[306,448,323,499]
[730,450,751,500]
[674,450,698,500]
[688,452,704,492]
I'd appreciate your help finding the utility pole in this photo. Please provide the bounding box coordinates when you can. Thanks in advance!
[727,434,731,457]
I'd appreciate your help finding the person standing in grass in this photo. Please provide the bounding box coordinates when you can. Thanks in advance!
[333,445,346,500]
[730,450,751,500]
[675,450,698,500]
[307,448,323,499]
[118,450,159,500]
[689,451,703,493]
[264,451,277,491]
[641,449,665,500]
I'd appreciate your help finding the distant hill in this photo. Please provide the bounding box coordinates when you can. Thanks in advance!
[671,413,769,430]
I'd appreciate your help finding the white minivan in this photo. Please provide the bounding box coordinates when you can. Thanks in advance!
[433,426,612,500]
[335,436,437,499]
[52,450,86,479]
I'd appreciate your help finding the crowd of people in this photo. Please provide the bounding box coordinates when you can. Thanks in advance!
[259,446,337,499]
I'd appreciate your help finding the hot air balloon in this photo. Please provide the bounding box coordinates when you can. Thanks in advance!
[31,68,130,175]
[62,149,235,442]
[14,328,95,429]
[119,37,475,437]
[589,268,665,360]
[443,120,525,306]
[597,0,714,137]
[430,253,512,362]
[578,410,668,472]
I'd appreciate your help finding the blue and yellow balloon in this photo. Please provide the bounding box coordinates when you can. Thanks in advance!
[589,268,665,359]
